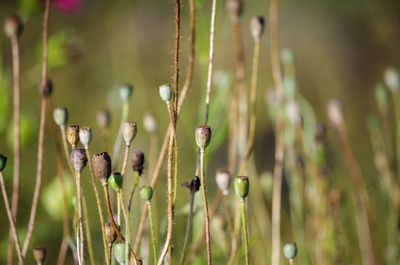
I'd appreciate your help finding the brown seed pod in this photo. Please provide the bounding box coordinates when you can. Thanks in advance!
[105,222,116,246]
[195,125,212,149]
[132,150,145,175]
[123,121,137,146]
[67,125,80,148]
[92,152,112,184]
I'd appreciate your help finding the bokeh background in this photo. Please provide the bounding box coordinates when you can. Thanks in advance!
[1,0,400,264]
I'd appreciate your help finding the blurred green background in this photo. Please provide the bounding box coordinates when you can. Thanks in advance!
[0,0,400,264]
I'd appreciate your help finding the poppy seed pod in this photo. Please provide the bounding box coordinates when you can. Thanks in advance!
[119,84,133,102]
[67,125,80,148]
[283,242,297,261]
[143,113,158,134]
[113,241,127,264]
[250,16,265,40]
[123,121,137,146]
[159,84,173,103]
[327,99,343,127]
[3,15,23,38]
[97,109,111,129]
[139,185,153,201]
[70,149,87,172]
[92,152,112,184]
[39,78,53,98]
[215,169,231,195]
[108,172,123,192]
[226,0,243,23]
[33,246,46,264]
[53,107,68,127]
[79,127,92,148]
[195,125,212,149]
[105,222,116,246]
[132,150,145,175]
[0,154,7,172]
[234,176,249,199]
[384,67,399,93]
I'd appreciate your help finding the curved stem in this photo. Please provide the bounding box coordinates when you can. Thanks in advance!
[240,199,249,265]
[127,171,140,212]
[103,184,124,240]
[148,202,157,265]
[0,172,25,264]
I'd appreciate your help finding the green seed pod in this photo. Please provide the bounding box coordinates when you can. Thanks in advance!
[123,121,137,146]
[97,109,111,129]
[234,176,249,199]
[32,246,46,265]
[283,242,297,261]
[108,172,123,192]
[53,107,68,127]
[159,84,173,103]
[226,0,243,23]
[139,185,153,201]
[79,127,92,148]
[67,125,80,148]
[39,78,53,98]
[143,112,158,134]
[113,241,127,264]
[195,125,212,149]
[326,99,343,127]
[92,152,112,184]
[3,15,23,38]
[215,169,231,195]
[0,154,7,172]
[105,222,116,246]
[132,150,145,175]
[250,16,265,40]
[119,84,133,102]
[70,148,87,172]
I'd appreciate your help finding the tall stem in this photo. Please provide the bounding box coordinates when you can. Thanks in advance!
[75,170,84,264]
[83,197,96,265]
[148,202,157,265]
[240,199,249,265]
[121,145,130,176]
[112,102,129,167]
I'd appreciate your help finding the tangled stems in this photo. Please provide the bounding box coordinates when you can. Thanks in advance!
[240,198,250,265]
[0,172,24,264]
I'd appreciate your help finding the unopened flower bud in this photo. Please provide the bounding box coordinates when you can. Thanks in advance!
[132,150,145,175]
[97,109,111,129]
[215,169,231,195]
[234,176,249,199]
[0,154,7,172]
[159,84,173,103]
[39,78,53,98]
[250,16,265,40]
[105,222,116,246]
[139,185,153,201]
[32,246,46,265]
[92,152,112,184]
[119,84,133,102]
[123,121,137,146]
[283,242,297,261]
[108,172,123,192]
[53,107,68,127]
[384,67,399,93]
[79,127,92,148]
[70,149,87,172]
[3,15,23,38]
[326,99,343,127]
[195,125,212,149]
[226,0,243,23]
[143,113,158,134]
[67,125,80,148]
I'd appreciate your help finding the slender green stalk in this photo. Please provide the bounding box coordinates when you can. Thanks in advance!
[83,197,96,265]
[112,102,129,166]
[148,202,157,265]
[0,172,25,264]
[179,192,195,265]
[117,191,121,226]
[119,191,130,265]
[240,199,249,265]
[127,171,140,211]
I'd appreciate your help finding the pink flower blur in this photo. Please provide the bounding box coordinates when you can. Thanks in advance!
[54,0,82,13]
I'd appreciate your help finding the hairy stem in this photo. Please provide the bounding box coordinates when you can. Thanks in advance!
[74,170,84,264]
[148,202,157,265]
[240,199,250,265]
[179,192,195,265]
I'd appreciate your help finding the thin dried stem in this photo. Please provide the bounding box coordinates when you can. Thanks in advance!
[74,170,84,264]
[83,197,96,265]
[103,184,124,240]
[179,192,195,265]
[112,102,129,167]
[121,144,130,176]
[148,202,157,265]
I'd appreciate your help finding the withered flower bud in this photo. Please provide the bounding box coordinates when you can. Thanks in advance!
[132,150,145,175]
[39,78,53,98]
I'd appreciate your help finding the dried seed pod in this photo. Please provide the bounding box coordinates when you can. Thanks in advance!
[123,121,137,146]
[108,172,123,192]
[0,154,7,172]
[143,112,158,134]
[3,15,23,38]
[139,185,153,201]
[97,109,111,129]
[195,125,212,149]
[33,246,46,264]
[39,78,53,98]
[215,169,231,195]
[119,84,134,102]
[92,152,112,184]
[384,67,399,93]
[79,127,92,148]
[70,148,87,172]
[132,150,145,175]
[67,125,80,148]
[105,222,116,246]
[226,0,243,23]
[53,107,68,127]
[113,241,127,264]
[250,16,265,40]
[283,242,297,261]
[159,84,173,103]
[234,176,249,199]
[326,99,343,127]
